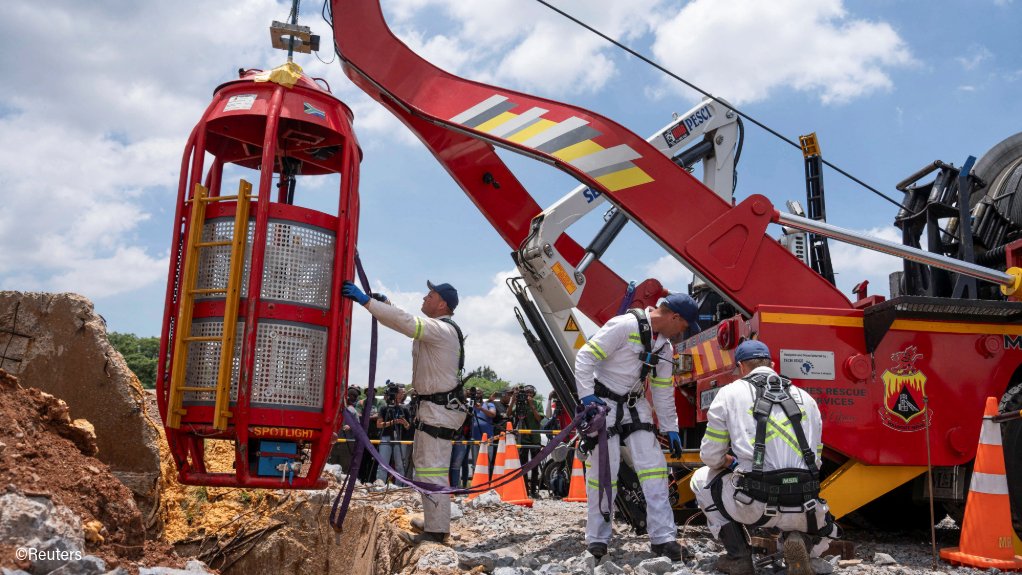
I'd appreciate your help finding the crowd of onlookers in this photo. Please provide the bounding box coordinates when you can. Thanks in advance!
[330,381,570,495]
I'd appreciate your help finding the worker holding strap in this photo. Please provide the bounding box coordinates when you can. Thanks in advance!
[575,293,698,562]
[343,279,465,545]
[691,340,841,575]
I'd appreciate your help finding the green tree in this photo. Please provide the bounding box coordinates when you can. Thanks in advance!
[465,365,500,381]
[108,332,160,389]
[463,365,509,398]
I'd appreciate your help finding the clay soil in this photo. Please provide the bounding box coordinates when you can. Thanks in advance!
[0,369,184,573]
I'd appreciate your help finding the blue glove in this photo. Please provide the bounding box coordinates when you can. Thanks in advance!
[341,281,370,305]
[667,431,683,458]
[580,395,606,408]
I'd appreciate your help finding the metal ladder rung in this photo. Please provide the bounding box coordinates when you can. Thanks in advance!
[190,288,228,295]
[198,194,240,203]
[182,336,223,343]
[179,386,217,392]
[195,240,232,248]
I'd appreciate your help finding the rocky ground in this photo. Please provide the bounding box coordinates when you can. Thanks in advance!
[0,370,200,575]
[322,471,985,575]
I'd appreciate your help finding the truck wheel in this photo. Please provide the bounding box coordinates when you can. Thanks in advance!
[999,382,1022,538]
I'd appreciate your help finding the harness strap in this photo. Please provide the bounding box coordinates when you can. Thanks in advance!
[594,379,646,441]
[438,317,465,373]
[414,420,459,441]
[708,469,735,522]
[417,389,462,407]
[628,309,654,383]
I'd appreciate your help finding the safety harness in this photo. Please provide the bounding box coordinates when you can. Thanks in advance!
[413,317,468,440]
[592,309,667,440]
[708,372,828,534]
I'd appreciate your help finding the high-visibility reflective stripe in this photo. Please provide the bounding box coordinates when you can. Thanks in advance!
[637,468,669,482]
[588,479,618,488]
[627,332,642,343]
[414,467,448,477]
[980,419,1003,446]
[971,471,1010,495]
[639,472,669,483]
[413,317,424,340]
[650,376,672,388]
[585,341,608,360]
[765,419,802,455]
[705,427,729,440]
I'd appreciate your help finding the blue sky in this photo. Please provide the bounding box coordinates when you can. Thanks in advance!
[1,0,1019,394]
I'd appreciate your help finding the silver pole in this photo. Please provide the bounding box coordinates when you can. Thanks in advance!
[775,212,1015,287]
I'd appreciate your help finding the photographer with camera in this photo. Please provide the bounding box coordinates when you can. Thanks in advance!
[507,384,543,498]
[466,387,496,482]
[375,381,411,484]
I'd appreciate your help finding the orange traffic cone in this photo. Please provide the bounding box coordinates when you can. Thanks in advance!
[563,450,587,502]
[499,425,534,507]
[465,433,490,501]
[940,397,1022,570]
[489,429,508,488]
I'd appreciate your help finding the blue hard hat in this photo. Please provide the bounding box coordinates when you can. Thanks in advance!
[735,340,771,363]
[662,293,700,332]
[427,280,459,311]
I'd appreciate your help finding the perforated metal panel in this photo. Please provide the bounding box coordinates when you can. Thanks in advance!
[195,216,335,308]
[182,319,326,410]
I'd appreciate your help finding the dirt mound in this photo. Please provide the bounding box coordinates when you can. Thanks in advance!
[0,292,162,517]
[0,369,181,572]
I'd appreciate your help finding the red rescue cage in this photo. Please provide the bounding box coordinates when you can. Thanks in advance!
[156,64,361,488]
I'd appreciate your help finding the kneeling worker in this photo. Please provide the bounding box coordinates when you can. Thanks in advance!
[691,340,840,575]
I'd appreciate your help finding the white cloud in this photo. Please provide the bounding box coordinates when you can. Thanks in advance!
[643,254,694,288]
[828,226,904,298]
[649,0,915,105]
[0,1,435,303]
[956,45,993,70]
[345,269,553,395]
[384,0,666,97]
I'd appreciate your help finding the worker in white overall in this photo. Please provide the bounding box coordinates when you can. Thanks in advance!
[343,280,465,544]
[575,293,699,562]
[691,340,840,575]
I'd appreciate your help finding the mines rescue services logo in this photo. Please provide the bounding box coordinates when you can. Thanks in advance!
[879,345,932,432]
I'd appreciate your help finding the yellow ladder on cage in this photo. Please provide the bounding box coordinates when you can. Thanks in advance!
[166,180,252,430]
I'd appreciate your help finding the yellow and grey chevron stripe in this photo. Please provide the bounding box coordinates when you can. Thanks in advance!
[450,95,654,192]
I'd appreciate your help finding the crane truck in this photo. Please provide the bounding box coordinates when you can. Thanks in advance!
[329,0,1022,529]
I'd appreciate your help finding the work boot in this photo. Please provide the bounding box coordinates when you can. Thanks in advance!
[587,542,608,559]
[783,532,812,575]
[409,531,449,545]
[714,522,754,575]
[650,540,685,562]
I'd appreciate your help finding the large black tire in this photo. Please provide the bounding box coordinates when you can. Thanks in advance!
[971,132,1022,227]
[999,381,1022,539]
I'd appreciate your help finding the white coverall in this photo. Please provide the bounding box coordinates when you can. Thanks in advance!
[691,365,836,556]
[575,308,678,546]
[365,299,463,534]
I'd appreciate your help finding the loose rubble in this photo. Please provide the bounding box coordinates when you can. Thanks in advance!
[303,471,979,575]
